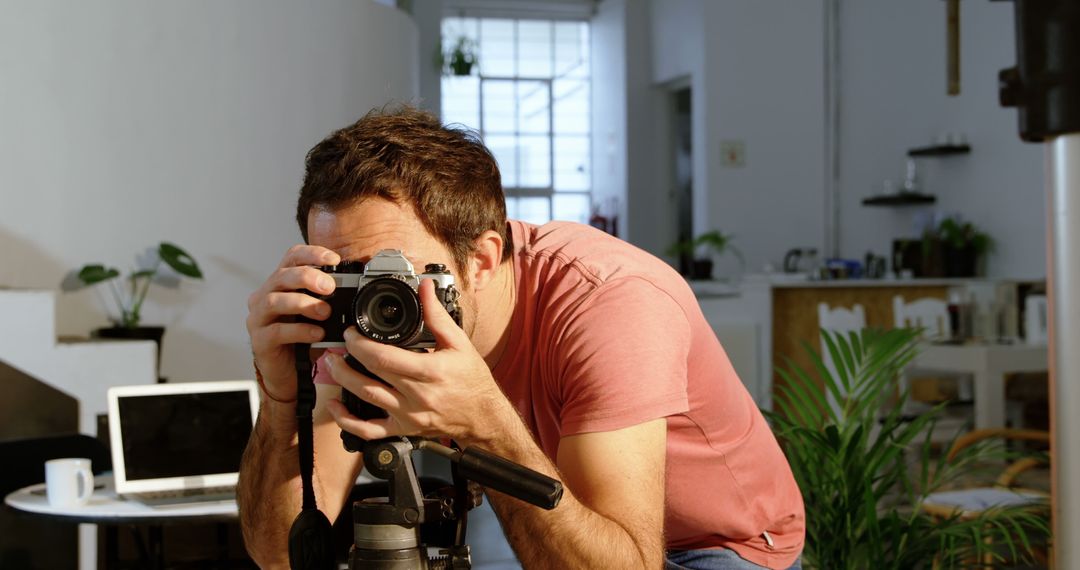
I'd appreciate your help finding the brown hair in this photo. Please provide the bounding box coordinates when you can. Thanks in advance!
[297,105,511,280]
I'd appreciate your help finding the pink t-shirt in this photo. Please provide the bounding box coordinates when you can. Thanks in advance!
[316,220,804,568]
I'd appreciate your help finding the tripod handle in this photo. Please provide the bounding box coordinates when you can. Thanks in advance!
[458,447,563,510]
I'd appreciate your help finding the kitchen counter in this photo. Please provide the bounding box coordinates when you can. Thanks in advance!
[739,274,1005,289]
[690,274,1036,411]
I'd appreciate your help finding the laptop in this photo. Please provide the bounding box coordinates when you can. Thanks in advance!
[107,380,259,506]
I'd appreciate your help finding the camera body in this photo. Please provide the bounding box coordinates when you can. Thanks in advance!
[305,249,462,349]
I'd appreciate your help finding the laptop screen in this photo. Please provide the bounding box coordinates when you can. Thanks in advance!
[118,389,254,481]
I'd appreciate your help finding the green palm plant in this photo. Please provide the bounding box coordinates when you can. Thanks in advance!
[766,328,1049,569]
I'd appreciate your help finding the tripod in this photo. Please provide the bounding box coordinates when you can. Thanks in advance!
[289,345,563,570]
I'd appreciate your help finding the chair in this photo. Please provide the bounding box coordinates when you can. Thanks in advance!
[893,295,949,340]
[1024,294,1048,345]
[922,429,1050,567]
[894,295,972,421]
[0,434,111,569]
[817,302,866,413]
[0,433,111,498]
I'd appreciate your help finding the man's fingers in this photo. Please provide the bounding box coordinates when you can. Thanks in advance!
[270,266,336,297]
[343,328,430,385]
[279,244,341,270]
[324,352,406,413]
[249,291,331,328]
[326,398,396,440]
[419,279,467,349]
[250,321,324,348]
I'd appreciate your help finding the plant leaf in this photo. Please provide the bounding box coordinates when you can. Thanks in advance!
[76,264,120,285]
[158,242,203,278]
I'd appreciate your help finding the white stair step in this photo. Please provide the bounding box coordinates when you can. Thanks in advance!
[0,289,156,434]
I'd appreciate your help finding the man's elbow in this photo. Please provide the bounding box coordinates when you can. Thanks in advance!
[241,522,290,570]
[237,494,290,568]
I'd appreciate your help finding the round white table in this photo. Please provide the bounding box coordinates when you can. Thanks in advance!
[5,474,237,523]
[5,475,240,568]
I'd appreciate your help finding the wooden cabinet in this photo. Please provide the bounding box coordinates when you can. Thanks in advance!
[770,284,949,406]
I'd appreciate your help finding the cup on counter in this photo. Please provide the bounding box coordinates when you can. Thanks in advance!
[45,458,94,508]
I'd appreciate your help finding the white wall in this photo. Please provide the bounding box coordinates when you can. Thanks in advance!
[591,0,629,237]
[644,0,825,272]
[403,0,444,116]
[651,0,704,86]
[837,0,1045,279]
[702,1,825,274]
[0,0,419,381]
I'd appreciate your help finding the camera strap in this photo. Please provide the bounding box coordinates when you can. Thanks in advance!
[287,343,334,570]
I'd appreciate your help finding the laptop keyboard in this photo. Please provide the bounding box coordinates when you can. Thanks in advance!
[128,486,236,507]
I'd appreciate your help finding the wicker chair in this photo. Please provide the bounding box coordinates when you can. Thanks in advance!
[922,428,1051,568]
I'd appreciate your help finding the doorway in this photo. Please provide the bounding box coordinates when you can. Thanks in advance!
[670,85,694,275]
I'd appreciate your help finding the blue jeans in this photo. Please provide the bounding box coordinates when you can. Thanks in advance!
[665,548,802,570]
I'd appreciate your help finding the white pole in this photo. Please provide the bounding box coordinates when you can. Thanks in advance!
[1048,133,1080,569]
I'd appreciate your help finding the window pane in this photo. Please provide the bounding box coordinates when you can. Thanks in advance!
[505,196,519,220]
[480,19,515,77]
[554,135,590,191]
[517,80,550,134]
[482,80,515,134]
[519,135,551,188]
[518,197,551,225]
[442,76,480,130]
[553,78,588,135]
[554,22,589,78]
[442,18,480,49]
[553,194,590,224]
[517,21,552,78]
[485,135,518,187]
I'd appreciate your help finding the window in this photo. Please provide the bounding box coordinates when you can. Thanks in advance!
[441,17,592,226]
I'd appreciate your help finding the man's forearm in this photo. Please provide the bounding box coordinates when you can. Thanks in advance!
[474,407,663,570]
[487,486,658,570]
[238,401,301,568]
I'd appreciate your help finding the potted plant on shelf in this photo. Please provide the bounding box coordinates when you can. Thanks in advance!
[70,242,203,378]
[922,217,992,277]
[440,35,478,76]
[768,328,1048,569]
[666,230,744,280]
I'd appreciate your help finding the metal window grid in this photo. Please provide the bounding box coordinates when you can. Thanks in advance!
[447,18,592,224]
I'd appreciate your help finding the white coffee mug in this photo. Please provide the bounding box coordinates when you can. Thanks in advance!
[45,458,94,508]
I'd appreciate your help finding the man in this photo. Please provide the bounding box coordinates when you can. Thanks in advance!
[239,106,804,569]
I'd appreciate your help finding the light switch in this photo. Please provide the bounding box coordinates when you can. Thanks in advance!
[720,140,746,168]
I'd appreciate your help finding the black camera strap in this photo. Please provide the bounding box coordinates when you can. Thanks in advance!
[287,343,334,570]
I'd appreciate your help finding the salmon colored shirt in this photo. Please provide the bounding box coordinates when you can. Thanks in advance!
[316,220,805,568]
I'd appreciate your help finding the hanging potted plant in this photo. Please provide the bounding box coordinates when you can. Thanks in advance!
[69,242,203,378]
[440,35,478,76]
[666,230,745,280]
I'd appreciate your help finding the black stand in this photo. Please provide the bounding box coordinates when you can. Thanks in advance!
[289,344,564,570]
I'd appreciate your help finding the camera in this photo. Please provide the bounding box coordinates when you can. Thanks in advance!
[301,249,463,451]
[305,249,462,349]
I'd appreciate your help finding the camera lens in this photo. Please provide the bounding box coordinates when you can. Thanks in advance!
[369,293,404,331]
[352,278,421,345]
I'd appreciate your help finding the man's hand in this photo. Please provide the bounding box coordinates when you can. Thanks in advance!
[246,245,340,404]
[325,278,510,444]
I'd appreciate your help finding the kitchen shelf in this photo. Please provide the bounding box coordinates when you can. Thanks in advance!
[907,144,972,157]
[862,192,937,207]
